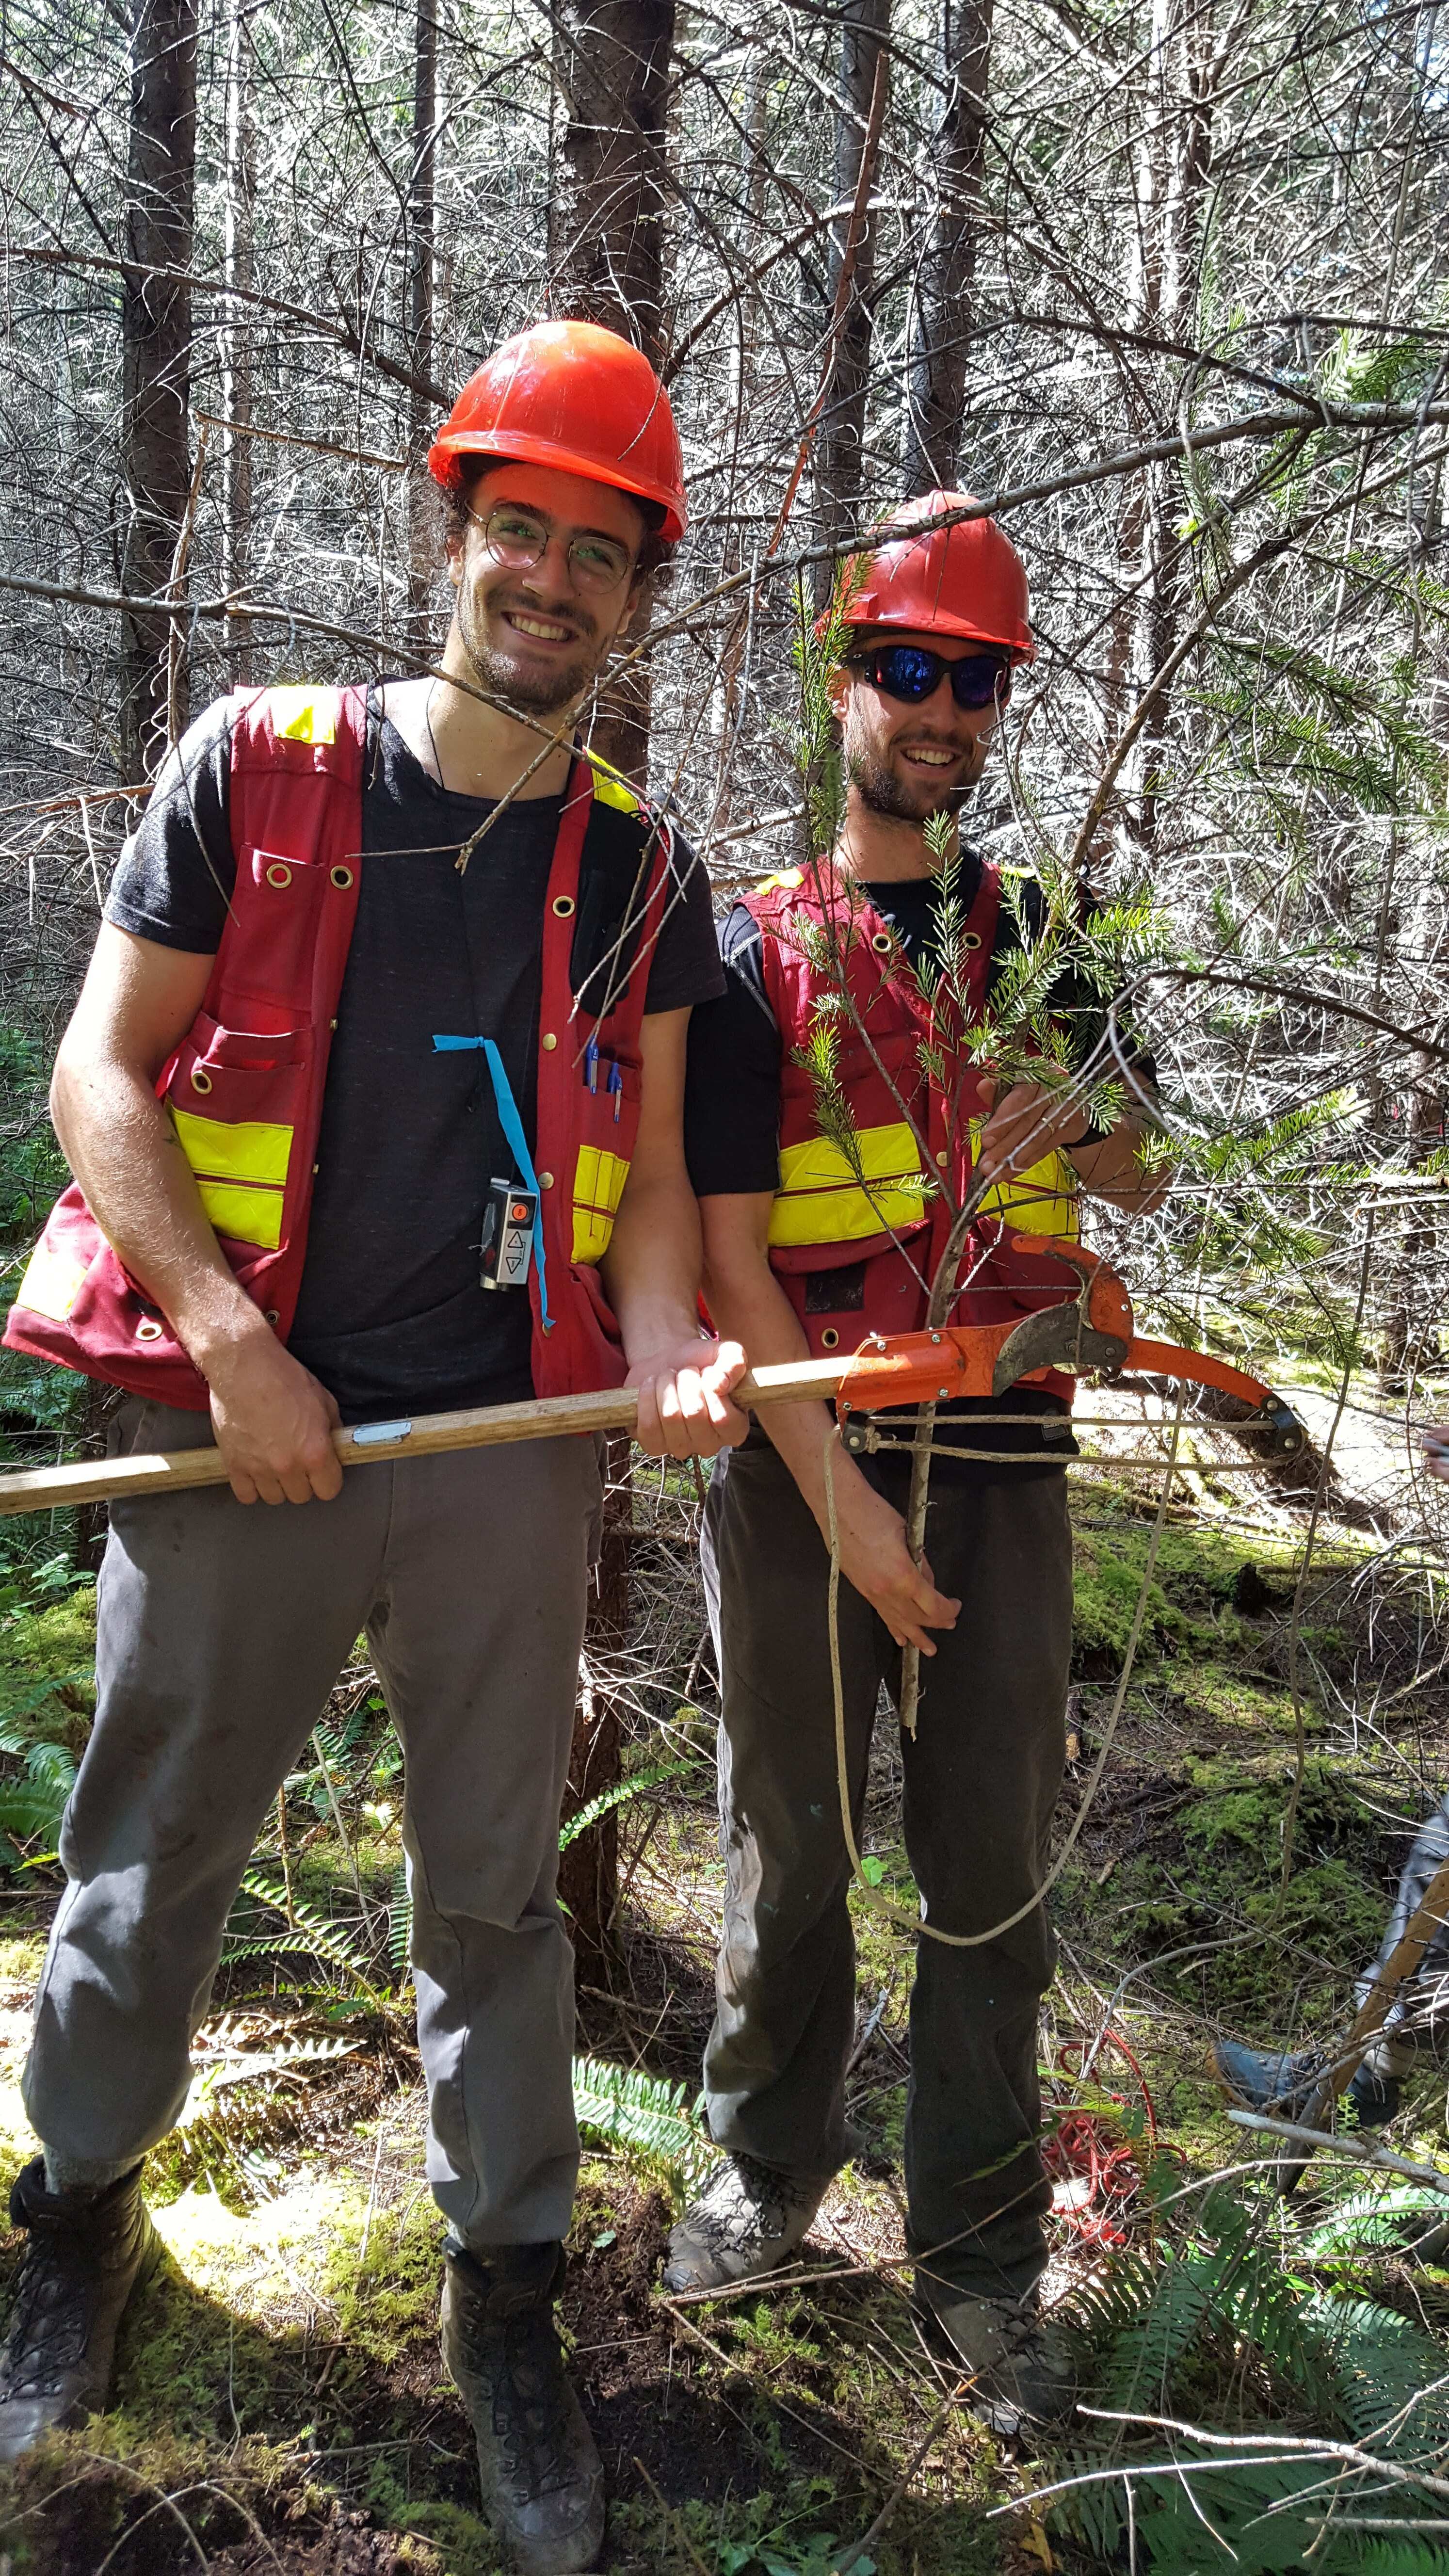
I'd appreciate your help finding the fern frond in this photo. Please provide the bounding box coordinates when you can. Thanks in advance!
[235,1869,389,2002]
[388,1857,412,1988]
[558,1760,688,1852]
[572,2054,718,2206]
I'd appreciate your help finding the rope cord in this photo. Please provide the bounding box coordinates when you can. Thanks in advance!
[820,1388,1185,1949]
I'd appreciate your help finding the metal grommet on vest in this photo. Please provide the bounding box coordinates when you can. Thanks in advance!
[190,1067,213,1095]
[330,866,354,890]
[551,896,576,919]
[870,930,893,954]
[265,862,291,889]
[961,930,982,950]
[264,1309,280,1326]
[134,1318,164,1342]
[821,1327,840,1350]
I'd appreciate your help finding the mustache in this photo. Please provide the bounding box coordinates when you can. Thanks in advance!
[480,578,600,648]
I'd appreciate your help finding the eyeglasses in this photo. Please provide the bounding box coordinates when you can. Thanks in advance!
[474,502,636,596]
[846,642,1012,710]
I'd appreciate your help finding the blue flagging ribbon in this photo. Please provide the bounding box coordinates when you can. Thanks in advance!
[432,1035,553,1332]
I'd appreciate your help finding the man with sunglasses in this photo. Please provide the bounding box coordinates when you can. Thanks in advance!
[0,322,747,2569]
[674,491,1163,2436]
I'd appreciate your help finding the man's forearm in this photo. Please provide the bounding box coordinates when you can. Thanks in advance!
[601,1172,710,1360]
[700,1253,841,1528]
[50,1057,265,1369]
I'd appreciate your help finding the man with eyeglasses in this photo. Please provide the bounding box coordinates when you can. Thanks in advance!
[0,321,746,2569]
[672,492,1163,2436]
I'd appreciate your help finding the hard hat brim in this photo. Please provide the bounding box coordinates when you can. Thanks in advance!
[427,427,687,544]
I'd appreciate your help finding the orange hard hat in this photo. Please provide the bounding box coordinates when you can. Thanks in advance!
[428,320,688,542]
[837,489,1032,661]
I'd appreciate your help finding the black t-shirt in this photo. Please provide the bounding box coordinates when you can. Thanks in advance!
[106,692,723,1420]
[682,851,1143,1478]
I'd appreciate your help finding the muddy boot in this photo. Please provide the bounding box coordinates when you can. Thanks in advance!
[915,2283,1078,2439]
[441,2240,603,2575]
[1210,2038,1323,2116]
[661,2154,827,2294]
[0,2156,158,2463]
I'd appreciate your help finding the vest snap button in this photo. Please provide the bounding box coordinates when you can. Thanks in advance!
[541,1032,558,1050]
[265,862,292,889]
[330,866,354,890]
[538,1171,555,1189]
[190,1067,213,1094]
[935,1150,948,1166]
[551,896,576,918]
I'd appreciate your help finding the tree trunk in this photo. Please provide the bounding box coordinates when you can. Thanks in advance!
[558,1432,631,1978]
[221,0,254,685]
[547,0,676,1972]
[120,0,198,781]
[407,0,439,647]
[815,0,890,594]
[901,0,993,496]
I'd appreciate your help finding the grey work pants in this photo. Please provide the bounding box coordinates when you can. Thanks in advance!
[23,1400,601,2248]
[700,1434,1072,2304]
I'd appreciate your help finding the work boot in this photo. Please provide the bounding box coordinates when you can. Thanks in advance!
[661,2153,827,2294]
[1211,2037,1322,2117]
[441,2240,603,2575]
[1347,2061,1400,2127]
[0,2156,157,2462]
[1212,2039,1401,2128]
[915,2282,1078,2439]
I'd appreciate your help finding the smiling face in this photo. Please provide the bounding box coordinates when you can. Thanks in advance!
[445,461,647,714]
[828,627,1004,829]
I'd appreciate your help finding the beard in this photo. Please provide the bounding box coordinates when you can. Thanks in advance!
[456,577,603,715]
[850,748,969,826]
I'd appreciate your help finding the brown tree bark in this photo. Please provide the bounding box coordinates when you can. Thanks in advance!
[221,0,254,685]
[815,0,891,585]
[547,0,676,1971]
[406,0,439,645]
[120,0,198,781]
[901,0,993,497]
[558,1432,631,1976]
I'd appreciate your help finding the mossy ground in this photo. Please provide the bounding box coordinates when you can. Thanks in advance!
[0,1466,1443,2571]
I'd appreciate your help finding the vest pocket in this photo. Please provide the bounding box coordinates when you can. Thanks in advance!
[163,1014,309,1252]
[238,843,330,1002]
[570,1046,642,1263]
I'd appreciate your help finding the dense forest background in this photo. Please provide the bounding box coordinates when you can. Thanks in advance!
[0,0,1448,2570]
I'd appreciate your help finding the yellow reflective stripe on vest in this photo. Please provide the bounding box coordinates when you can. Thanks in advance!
[194,1179,285,1251]
[16,1238,89,1322]
[572,1145,630,1263]
[265,687,337,745]
[171,1108,291,1251]
[769,1119,927,1249]
[171,1107,291,1188]
[968,1130,1079,1240]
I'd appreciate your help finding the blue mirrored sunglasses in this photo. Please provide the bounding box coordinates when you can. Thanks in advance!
[847,642,1012,710]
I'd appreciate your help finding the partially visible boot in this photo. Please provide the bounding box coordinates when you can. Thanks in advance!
[1210,2038,1322,2117]
[441,2240,603,2575]
[0,2156,157,2463]
[662,2154,827,2294]
[915,2282,1078,2440]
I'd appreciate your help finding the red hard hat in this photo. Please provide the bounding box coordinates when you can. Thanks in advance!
[428,320,688,542]
[838,489,1032,661]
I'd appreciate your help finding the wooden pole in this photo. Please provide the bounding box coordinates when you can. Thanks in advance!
[1280,1852,1449,2193]
[0,1360,850,1519]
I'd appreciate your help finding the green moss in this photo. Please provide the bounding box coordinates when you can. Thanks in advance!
[0,1589,97,1751]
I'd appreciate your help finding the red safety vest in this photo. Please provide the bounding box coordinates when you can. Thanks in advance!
[5,684,673,1410]
[742,858,1081,1391]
